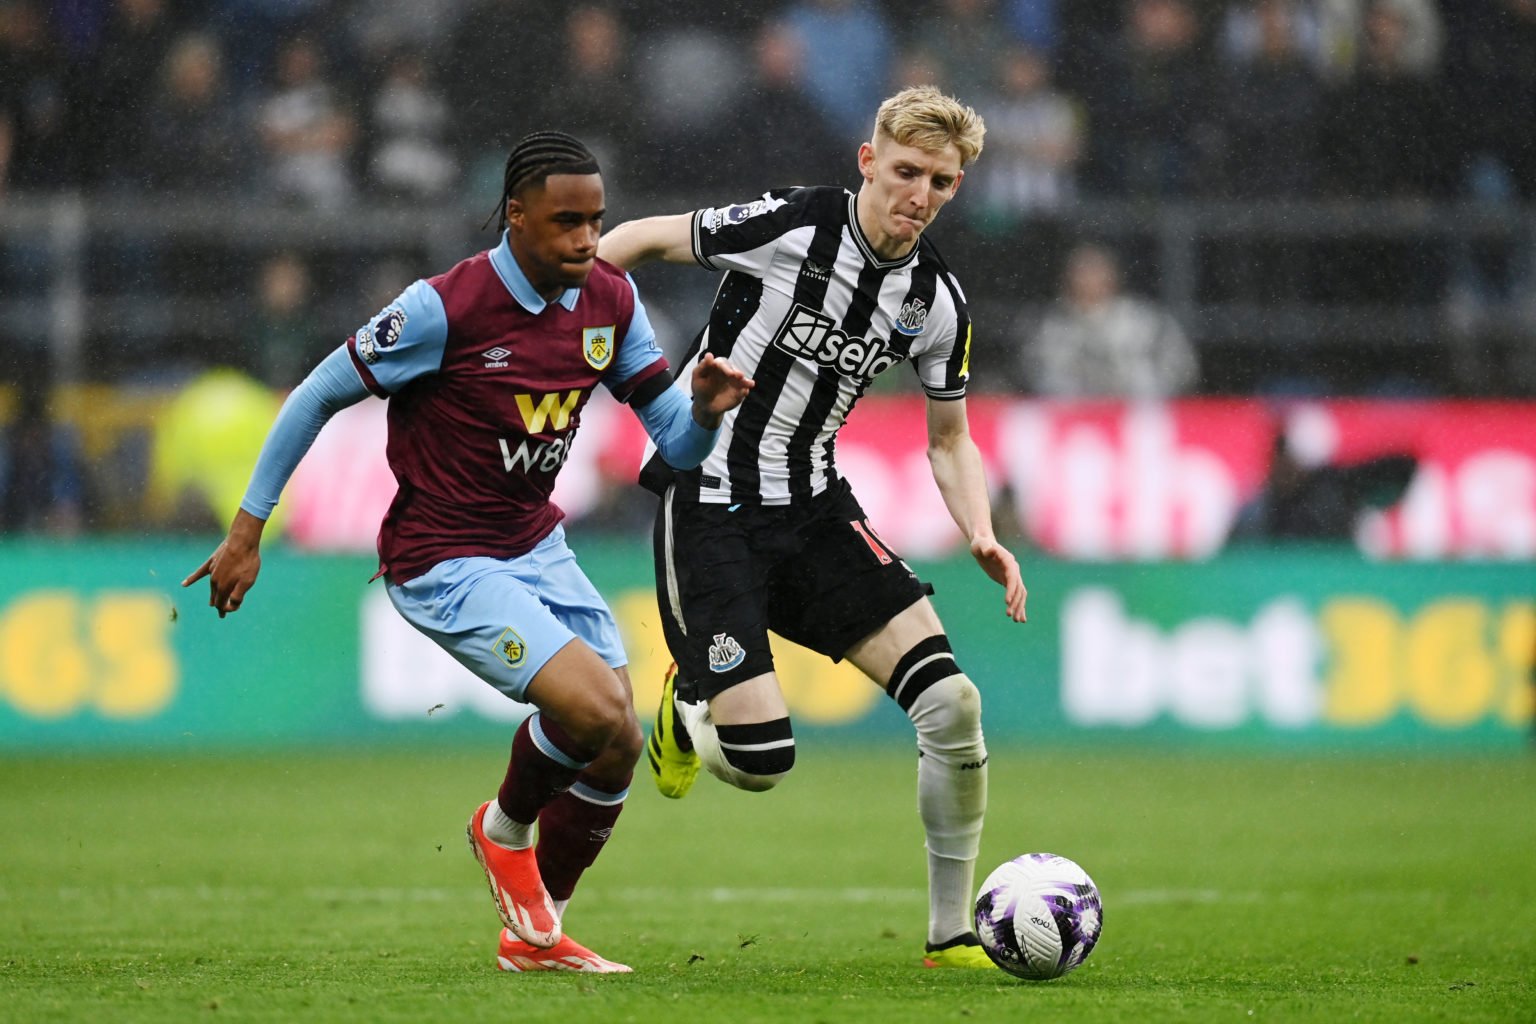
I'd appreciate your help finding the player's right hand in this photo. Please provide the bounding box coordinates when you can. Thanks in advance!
[182,510,266,618]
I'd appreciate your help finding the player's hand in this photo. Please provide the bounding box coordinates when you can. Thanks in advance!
[182,510,265,618]
[690,353,754,427]
[971,535,1027,623]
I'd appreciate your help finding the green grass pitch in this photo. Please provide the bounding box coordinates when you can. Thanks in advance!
[2,744,1533,1023]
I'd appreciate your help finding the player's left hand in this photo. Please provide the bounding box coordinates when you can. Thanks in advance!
[690,353,754,427]
[971,536,1027,623]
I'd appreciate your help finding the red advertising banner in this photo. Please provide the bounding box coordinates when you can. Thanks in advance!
[282,395,1536,561]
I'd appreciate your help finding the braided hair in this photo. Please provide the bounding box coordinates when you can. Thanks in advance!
[489,131,601,231]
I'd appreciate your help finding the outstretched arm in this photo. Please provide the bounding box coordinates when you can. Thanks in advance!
[926,397,1027,623]
[182,348,368,616]
[632,354,754,469]
[598,213,696,270]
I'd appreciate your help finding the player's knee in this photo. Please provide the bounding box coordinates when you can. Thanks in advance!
[711,717,796,792]
[604,706,644,771]
[910,674,984,756]
[887,636,984,761]
[559,681,635,754]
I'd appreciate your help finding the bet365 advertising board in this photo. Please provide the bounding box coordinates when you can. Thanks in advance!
[0,541,1528,751]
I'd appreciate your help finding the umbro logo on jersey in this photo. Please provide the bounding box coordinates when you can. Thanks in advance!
[482,347,510,368]
[772,303,900,381]
[707,633,745,673]
[894,297,929,336]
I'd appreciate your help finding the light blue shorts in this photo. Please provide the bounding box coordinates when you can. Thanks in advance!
[386,526,627,703]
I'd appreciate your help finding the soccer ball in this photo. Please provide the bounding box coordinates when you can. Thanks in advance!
[974,853,1103,980]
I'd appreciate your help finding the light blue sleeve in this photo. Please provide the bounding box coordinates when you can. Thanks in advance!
[633,384,719,470]
[349,279,449,395]
[239,346,371,520]
[601,275,667,391]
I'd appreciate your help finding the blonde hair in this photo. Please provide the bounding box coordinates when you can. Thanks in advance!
[872,85,986,166]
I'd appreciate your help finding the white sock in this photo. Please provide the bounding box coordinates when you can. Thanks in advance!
[554,898,569,922]
[906,674,988,945]
[482,801,533,850]
[927,850,977,945]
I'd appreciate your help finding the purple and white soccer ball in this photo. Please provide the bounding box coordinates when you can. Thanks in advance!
[974,852,1103,980]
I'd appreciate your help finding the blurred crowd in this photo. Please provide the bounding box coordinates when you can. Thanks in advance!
[4,0,1534,210]
[4,0,1536,536]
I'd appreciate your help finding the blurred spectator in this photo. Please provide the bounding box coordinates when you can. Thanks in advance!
[339,0,466,69]
[1208,0,1324,305]
[1022,242,1198,398]
[0,0,75,191]
[357,257,416,318]
[256,34,357,209]
[1441,2,1536,392]
[912,0,1012,101]
[1222,0,1441,81]
[142,32,250,195]
[1315,0,1442,80]
[1004,0,1059,54]
[76,0,178,188]
[366,47,457,200]
[1444,0,1536,199]
[1321,0,1450,198]
[555,4,645,193]
[1053,0,1122,95]
[49,0,112,58]
[635,24,745,192]
[716,20,842,192]
[1319,0,1452,305]
[1222,0,1323,71]
[212,0,330,96]
[888,44,948,92]
[1214,0,1323,199]
[1084,0,1216,198]
[438,0,560,193]
[248,252,324,389]
[783,0,894,139]
[968,43,1082,229]
[0,365,89,535]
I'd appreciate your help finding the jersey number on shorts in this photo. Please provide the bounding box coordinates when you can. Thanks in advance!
[850,519,894,565]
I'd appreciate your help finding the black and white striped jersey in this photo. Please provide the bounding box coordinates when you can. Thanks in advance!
[644,185,972,505]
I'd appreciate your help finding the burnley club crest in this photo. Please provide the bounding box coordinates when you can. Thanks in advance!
[582,325,615,370]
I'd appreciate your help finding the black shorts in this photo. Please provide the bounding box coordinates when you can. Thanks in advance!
[652,479,934,701]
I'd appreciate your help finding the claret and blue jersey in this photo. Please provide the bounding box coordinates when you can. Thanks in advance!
[344,233,670,583]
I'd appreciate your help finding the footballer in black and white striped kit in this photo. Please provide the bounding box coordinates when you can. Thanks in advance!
[645,184,972,506]
[602,86,1029,971]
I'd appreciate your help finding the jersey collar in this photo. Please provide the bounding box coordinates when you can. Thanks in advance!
[490,231,581,314]
[846,192,920,270]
